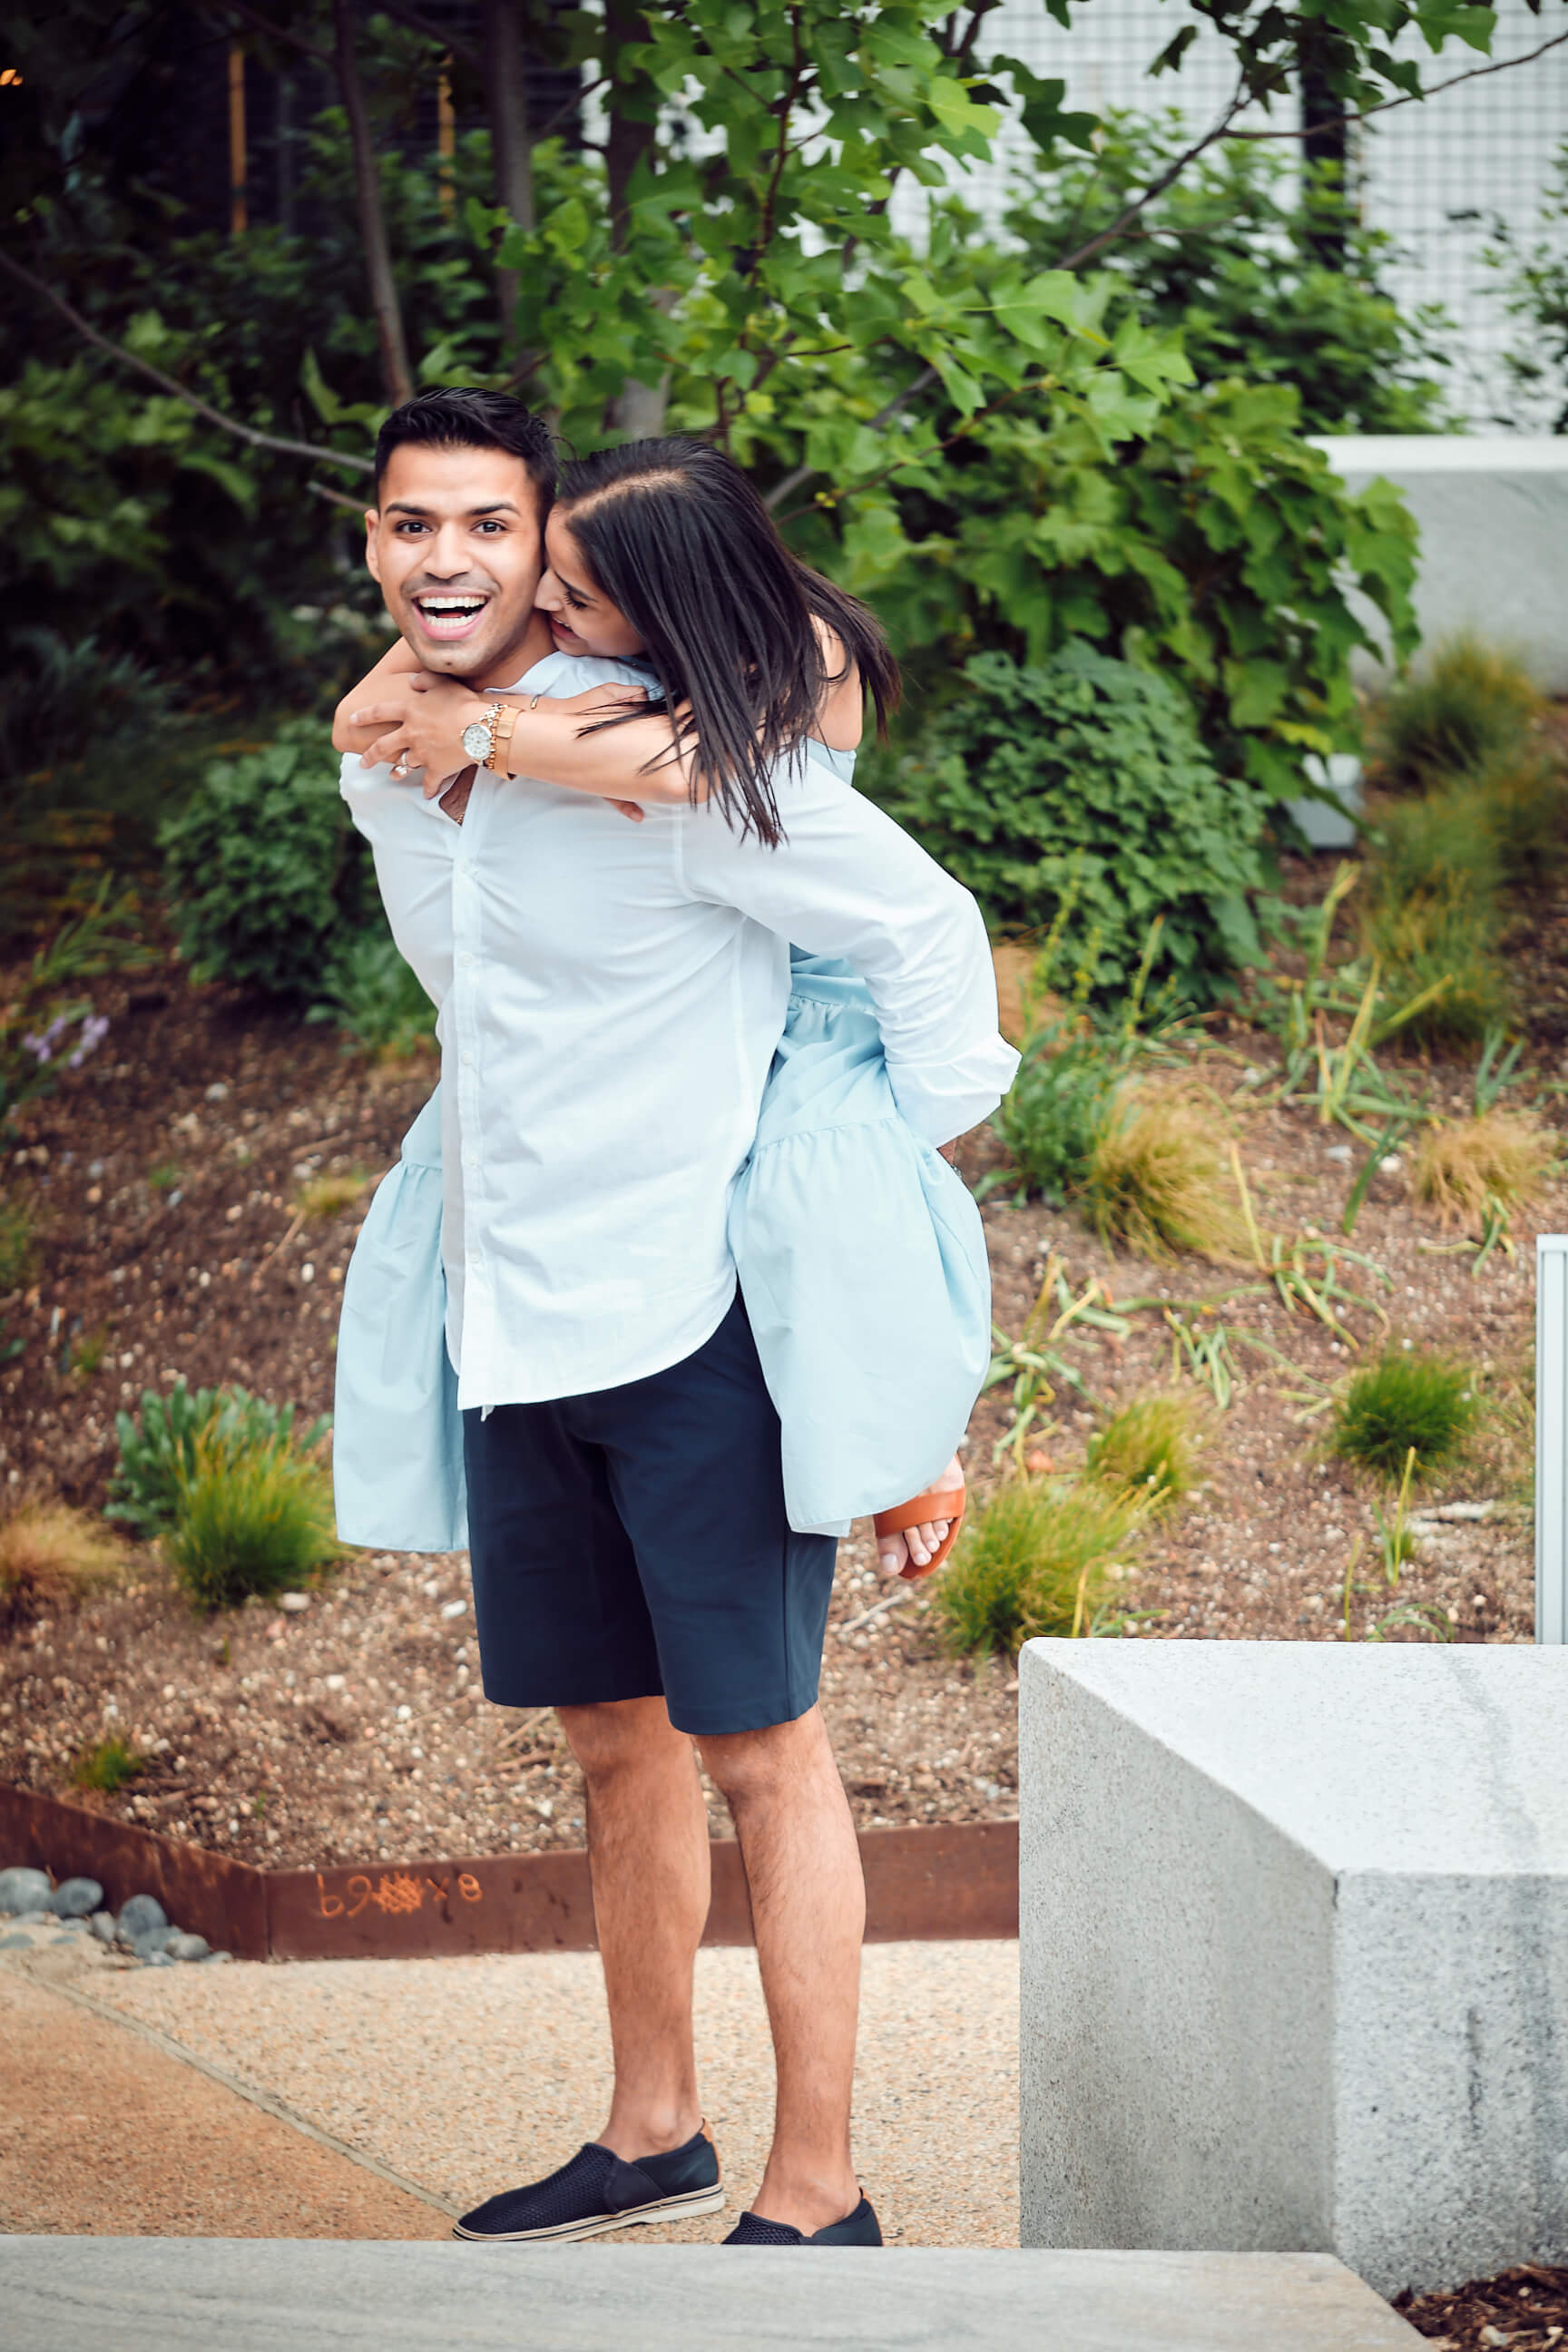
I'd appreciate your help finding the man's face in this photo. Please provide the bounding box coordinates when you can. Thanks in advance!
[364,443,546,677]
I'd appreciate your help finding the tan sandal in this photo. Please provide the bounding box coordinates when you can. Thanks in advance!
[872,1478,967,1583]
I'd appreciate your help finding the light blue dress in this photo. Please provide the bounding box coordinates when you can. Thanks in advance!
[332,744,994,1547]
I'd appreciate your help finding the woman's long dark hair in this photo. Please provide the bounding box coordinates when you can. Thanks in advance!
[554,436,900,847]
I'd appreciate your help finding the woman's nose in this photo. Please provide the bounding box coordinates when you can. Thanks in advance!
[535,568,564,612]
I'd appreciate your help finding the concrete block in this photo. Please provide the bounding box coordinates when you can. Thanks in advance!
[1309,435,1568,690]
[1020,1639,1568,2298]
[0,2239,1422,2351]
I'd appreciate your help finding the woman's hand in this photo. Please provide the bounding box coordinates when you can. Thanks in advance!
[349,671,487,793]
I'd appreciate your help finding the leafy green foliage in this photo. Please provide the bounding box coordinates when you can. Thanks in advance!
[0,1196,37,1293]
[107,1377,331,1542]
[1485,137,1568,433]
[1085,1393,1202,1513]
[878,647,1269,1000]
[159,719,378,1003]
[308,929,435,1061]
[938,1477,1142,1657]
[1005,124,1454,436]
[1331,1351,1479,1481]
[1372,636,1544,789]
[72,1735,144,1793]
[168,1425,339,1614]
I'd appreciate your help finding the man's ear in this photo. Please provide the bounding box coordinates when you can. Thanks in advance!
[364,508,383,584]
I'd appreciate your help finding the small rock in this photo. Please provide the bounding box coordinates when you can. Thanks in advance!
[1324,1143,1352,1164]
[166,1932,211,1963]
[13,1909,54,1927]
[0,1867,53,1916]
[117,1893,169,1942]
[439,1598,467,1620]
[279,1592,311,1613]
[130,1926,176,1961]
[145,1951,175,1967]
[0,1931,34,1952]
[205,1082,230,1102]
[89,1911,117,1945]
[201,1950,234,1965]
[52,1876,103,1918]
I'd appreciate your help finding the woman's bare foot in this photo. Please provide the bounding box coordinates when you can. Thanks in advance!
[875,1456,965,1581]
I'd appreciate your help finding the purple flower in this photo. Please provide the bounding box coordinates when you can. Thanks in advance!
[66,1014,110,1072]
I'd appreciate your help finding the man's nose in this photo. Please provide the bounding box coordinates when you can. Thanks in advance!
[423,525,475,578]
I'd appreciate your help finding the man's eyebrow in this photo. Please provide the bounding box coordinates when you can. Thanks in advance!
[382,499,523,517]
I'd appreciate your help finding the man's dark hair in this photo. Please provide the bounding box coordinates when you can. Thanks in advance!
[373,387,556,503]
[557,436,899,849]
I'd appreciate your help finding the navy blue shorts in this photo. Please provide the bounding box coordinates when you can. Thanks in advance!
[462,1294,838,1738]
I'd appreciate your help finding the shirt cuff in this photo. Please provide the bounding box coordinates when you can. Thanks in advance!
[885,1034,1022,1146]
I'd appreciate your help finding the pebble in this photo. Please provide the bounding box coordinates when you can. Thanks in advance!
[201,1950,234,1965]
[130,1926,177,1961]
[165,1933,211,1963]
[52,1876,103,1918]
[0,1931,35,1951]
[0,1867,53,1916]
[279,1592,311,1613]
[90,1911,117,1945]
[117,1893,169,1942]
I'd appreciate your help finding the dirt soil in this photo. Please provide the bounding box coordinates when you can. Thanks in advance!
[0,886,1561,1871]
[1395,2264,1568,2347]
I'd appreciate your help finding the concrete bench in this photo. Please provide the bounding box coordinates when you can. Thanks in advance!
[1020,1638,1568,2298]
[0,2239,1419,2350]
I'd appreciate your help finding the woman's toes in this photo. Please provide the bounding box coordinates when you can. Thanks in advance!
[877,1535,909,1578]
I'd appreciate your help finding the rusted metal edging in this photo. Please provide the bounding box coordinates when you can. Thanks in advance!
[0,1785,1017,1962]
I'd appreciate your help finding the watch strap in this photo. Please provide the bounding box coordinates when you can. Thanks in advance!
[490,701,521,776]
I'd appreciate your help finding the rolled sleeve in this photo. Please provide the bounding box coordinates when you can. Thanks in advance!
[677,757,1020,1143]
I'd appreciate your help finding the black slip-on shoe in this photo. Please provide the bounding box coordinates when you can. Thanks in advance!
[454,2124,723,2242]
[722,2194,882,2246]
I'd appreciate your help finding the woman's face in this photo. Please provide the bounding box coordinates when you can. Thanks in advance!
[536,513,647,662]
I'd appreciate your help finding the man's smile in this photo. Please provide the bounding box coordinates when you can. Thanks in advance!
[412,592,493,642]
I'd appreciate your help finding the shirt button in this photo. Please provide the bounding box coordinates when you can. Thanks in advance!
[461,1052,474,1068]
[461,952,475,968]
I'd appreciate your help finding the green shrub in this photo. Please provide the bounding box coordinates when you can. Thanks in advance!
[877,647,1269,1003]
[107,1378,331,1541]
[938,1478,1142,1658]
[1479,758,1568,897]
[168,1424,338,1613]
[72,1734,144,1793]
[308,929,435,1060]
[1086,1394,1201,1512]
[1372,637,1542,789]
[160,719,380,1004]
[1331,1350,1479,1481]
[994,1020,1115,1204]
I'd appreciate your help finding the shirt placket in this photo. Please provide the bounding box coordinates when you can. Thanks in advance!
[450,818,493,1400]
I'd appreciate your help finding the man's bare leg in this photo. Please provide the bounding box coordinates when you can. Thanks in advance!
[557,1695,710,2157]
[699,1704,865,2234]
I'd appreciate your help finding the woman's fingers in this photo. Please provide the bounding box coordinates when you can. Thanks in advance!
[361,728,413,773]
[609,800,646,823]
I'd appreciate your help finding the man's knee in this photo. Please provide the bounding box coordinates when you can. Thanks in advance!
[698,1708,828,1808]
[557,1694,684,1784]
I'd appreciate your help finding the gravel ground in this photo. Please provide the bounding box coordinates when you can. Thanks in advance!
[75,1936,1021,2247]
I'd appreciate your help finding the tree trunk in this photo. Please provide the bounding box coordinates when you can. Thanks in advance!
[1297,28,1348,271]
[604,0,668,439]
[484,0,534,345]
[332,0,415,410]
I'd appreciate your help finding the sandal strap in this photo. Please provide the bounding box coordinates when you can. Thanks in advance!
[872,1487,966,1538]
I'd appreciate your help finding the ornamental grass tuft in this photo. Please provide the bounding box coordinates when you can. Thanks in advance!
[72,1734,144,1794]
[938,1478,1142,1659]
[1331,1350,1478,1483]
[1083,1088,1246,1263]
[0,1500,126,1624]
[168,1425,338,1613]
[1085,1392,1202,1514]
[1415,1111,1553,1229]
[1373,635,1542,789]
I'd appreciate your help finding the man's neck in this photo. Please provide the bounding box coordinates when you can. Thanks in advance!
[437,608,555,694]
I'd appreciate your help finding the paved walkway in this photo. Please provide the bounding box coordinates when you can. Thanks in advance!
[3,1936,1018,2245]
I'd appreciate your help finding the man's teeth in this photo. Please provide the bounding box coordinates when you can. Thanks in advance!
[418,598,486,617]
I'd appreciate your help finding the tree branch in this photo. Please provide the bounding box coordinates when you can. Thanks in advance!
[1230,23,1568,139]
[373,0,482,69]
[1052,73,1252,270]
[205,0,332,64]
[0,247,374,475]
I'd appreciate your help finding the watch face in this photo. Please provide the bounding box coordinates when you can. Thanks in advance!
[460,719,490,762]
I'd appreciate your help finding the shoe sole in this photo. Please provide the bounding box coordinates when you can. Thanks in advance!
[452,2184,727,2243]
